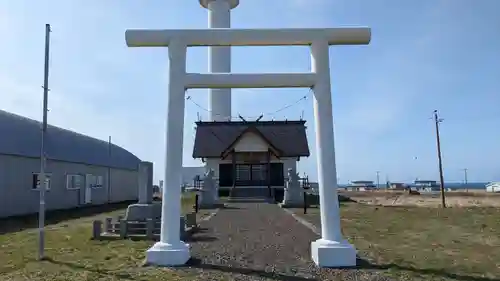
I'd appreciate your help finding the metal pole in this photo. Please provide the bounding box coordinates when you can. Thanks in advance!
[376,171,380,189]
[463,168,468,192]
[303,191,307,214]
[433,110,446,208]
[38,23,51,261]
[194,193,199,213]
[108,136,112,202]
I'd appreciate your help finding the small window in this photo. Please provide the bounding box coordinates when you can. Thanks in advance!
[94,175,104,188]
[32,173,52,191]
[66,174,83,190]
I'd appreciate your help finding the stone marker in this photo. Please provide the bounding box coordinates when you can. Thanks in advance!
[125,161,162,221]
[280,168,304,208]
[104,217,113,233]
[199,169,217,208]
[138,161,154,204]
[92,220,102,240]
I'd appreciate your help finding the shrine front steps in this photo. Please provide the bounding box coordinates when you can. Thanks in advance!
[228,187,274,198]
[227,197,273,203]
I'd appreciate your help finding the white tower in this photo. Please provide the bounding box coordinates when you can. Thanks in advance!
[200,0,239,121]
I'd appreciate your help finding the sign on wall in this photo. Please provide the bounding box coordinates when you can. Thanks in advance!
[32,173,52,191]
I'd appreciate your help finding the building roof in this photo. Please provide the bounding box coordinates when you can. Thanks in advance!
[0,110,141,170]
[351,181,375,184]
[192,120,310,158]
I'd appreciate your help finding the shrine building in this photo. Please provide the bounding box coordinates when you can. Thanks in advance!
[191,119,310,196]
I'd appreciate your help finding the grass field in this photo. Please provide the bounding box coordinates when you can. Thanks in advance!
[295,203,500,281]
[339,190,500,207]
[2,196,499,281]
[0,194,207,281]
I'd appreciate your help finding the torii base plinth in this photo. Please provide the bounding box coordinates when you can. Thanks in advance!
[311,239,357,267]
[145,241,190,266]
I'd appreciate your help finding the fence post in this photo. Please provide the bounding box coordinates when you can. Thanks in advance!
[119,219,127,239]
[303,191,308,214]
[104,217,112,233]
[185,212,197,228]
[180,216,186,239]
[194,193,199,213]
[92,220,102,240]
[146,218,154,240]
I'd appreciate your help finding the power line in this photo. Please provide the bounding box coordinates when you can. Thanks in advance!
[186,90,311,120]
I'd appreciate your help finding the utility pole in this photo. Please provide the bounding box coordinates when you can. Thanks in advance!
[433,110,446,208]
[376,171,380,189]
[463,168,468,192]
[38,23,51,261]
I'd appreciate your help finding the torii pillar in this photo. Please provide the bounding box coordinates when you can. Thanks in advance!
[125,21,371,269]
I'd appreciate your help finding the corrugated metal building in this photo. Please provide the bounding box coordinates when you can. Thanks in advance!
[0,110,141,218]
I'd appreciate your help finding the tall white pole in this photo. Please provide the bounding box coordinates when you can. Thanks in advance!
[38,23,51,261]
[310,39,357,267]
[161,40,186,244]
[202,0,238,121]
[145,39,190,266]
[310,40,343,243]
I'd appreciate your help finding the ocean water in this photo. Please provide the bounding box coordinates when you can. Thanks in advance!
[442,182,489,190]
[338,182,490,190]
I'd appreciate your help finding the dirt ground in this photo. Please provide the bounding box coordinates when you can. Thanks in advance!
[339,190,500,207]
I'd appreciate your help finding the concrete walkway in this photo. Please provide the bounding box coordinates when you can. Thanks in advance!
[177,202,392,281]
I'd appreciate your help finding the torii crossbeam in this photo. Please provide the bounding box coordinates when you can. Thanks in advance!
[125,26,370,267]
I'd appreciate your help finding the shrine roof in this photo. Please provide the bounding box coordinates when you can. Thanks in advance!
[192,120,310,158]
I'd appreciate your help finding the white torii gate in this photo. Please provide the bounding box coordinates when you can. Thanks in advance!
[125,27,371,267]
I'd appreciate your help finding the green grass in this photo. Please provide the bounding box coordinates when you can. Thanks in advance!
[4,196,498,281]
[0,194,209,281]
[296,203,500,281]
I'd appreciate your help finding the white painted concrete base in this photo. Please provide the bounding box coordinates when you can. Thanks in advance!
[311,239,357,268]
[145,241,191,266]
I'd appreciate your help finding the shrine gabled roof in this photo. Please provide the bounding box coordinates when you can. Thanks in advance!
[192,120,310,158]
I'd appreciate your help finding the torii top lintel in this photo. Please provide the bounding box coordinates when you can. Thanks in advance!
[125,27,371,47]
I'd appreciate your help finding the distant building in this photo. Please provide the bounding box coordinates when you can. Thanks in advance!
[0,110,141,218]
[411,180,440,192]
[486,182,500,193]
[388,182,406,190]
[181,166,205,187]
[347,180,376,191]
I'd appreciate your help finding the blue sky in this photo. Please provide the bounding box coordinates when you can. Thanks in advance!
[1,0,499,184]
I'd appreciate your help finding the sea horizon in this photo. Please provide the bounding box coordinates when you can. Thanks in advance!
[337,182,491,190]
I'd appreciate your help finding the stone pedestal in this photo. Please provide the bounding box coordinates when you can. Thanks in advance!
[280,187,304,207]
[199,169,217,208]
[213,183,219,202]
[146,241,190,266]
[125,161,157,221]
[280,168,304,208]
[311,239,357,267]
[125,202,162,221]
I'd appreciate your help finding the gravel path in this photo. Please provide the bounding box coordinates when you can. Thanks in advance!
[176,202,394,281]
